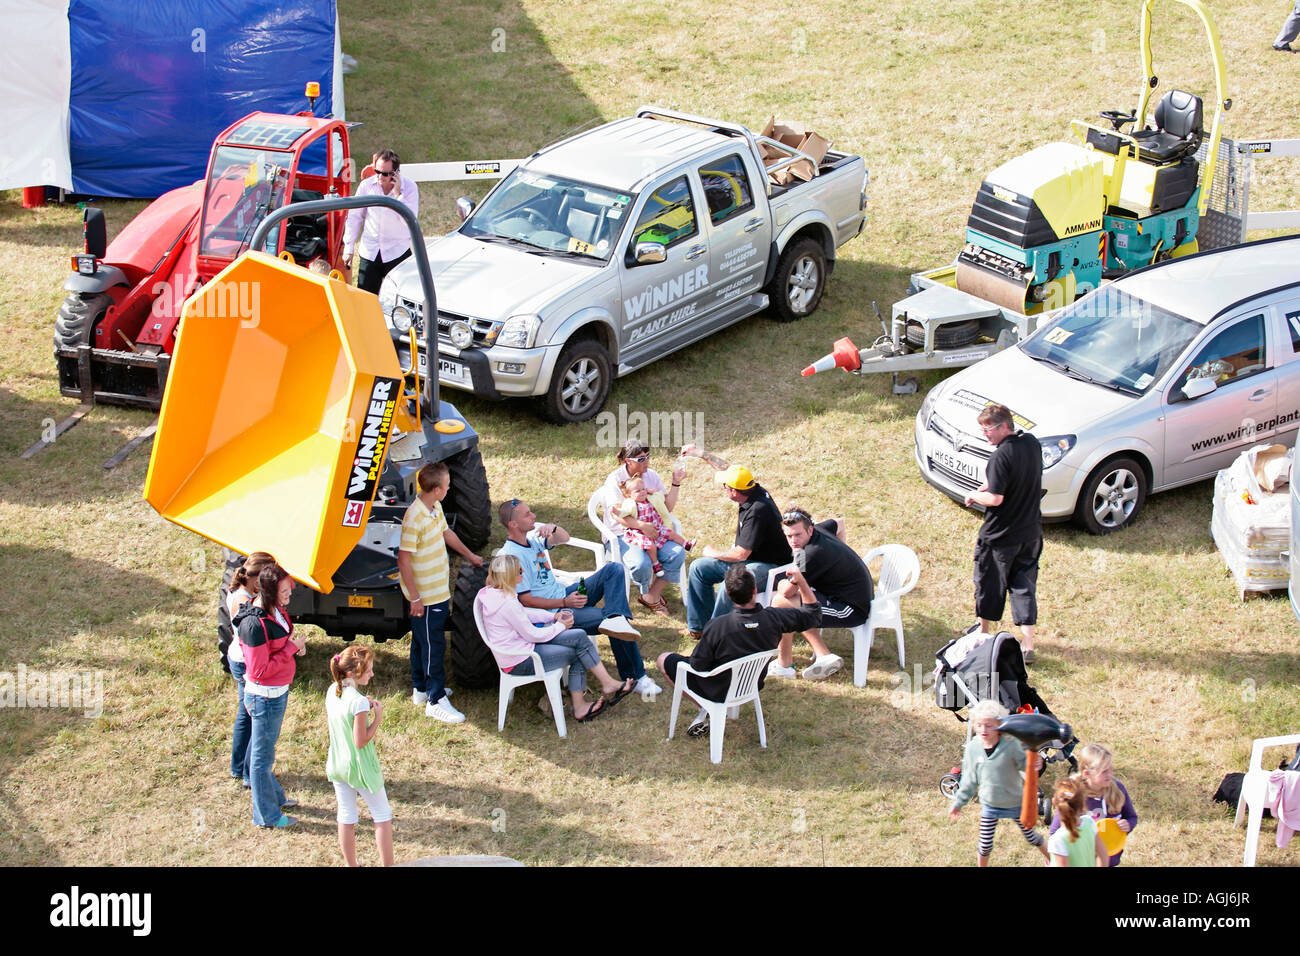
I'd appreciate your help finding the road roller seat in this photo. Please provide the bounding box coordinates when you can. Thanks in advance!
[1130,90,1204,165]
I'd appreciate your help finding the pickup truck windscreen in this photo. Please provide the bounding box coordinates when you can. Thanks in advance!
[1021,287,1202,396]
[462,169,632,262]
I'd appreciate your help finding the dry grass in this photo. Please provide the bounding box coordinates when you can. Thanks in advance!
[1,0,1298,867]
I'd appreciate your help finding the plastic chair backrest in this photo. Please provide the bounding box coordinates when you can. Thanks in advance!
[720,649,778,705]
[868,544,920,599]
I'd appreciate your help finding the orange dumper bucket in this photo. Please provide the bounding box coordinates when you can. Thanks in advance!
[144,251,415,592]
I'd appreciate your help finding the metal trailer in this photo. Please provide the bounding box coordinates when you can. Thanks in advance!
[813,136,1300,395]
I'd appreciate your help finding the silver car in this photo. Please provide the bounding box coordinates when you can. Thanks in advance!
[916,235,1300,533]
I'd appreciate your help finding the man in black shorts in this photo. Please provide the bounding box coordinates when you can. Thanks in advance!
[657,565,820,737]
[768,507,874,680]
[964,403,1043,662]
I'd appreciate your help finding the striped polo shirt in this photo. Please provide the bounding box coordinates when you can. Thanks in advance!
[399,497,450,604]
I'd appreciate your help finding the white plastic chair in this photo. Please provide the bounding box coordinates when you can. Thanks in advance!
[667,649,778,764]
[854,544,920,686]
[473,592,569,739]
[1234,732,1300,865]
[586,487,689,602]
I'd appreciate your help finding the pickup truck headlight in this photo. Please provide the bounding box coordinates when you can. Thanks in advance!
[498,313,541,349]
[1040,434,1076,469]
[390,304,414,333]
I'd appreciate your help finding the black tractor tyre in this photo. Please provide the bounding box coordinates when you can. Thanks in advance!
[448,562,497,689]
[1073,455,1148,535]
[54,291,110,349]
[442,445,492,553]
[905,318,980,349]
[216,548,245,674]
[765,236,826,322]
[538,336,612,424]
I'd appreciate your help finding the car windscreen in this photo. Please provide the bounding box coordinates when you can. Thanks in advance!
[1020,286,1202,395]
[461,169,632,261]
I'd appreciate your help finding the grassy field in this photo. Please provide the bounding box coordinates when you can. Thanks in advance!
[1,0,1299,866]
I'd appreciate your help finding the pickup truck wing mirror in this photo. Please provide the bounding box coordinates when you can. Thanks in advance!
[455,197,476,222]
[1181,376,1217,400]
[633,241,667,265]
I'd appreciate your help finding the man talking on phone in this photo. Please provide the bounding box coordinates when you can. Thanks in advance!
[344,148,419,294]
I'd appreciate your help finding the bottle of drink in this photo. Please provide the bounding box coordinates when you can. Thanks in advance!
[577,577,587,596]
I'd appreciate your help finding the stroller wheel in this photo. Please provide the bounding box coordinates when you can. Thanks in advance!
[1037,790,1051,821]
[940,772,961,799]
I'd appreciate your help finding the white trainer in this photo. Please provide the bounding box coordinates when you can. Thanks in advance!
[634,674,661,695]
[767,663,797,679]
[801,654,844,681]
[412,690,429,706]
[598,615,642,639]
[425,696,465,723]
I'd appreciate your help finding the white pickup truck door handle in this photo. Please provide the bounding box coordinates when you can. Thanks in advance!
[743,218,763,233]
[685,244,707,260]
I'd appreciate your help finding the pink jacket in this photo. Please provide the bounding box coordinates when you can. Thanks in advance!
[475,586,567,670]
[1266,770,1300,848]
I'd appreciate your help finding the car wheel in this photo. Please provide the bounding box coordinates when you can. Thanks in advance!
[766,236,826,322]
[539,337,611,424]
[1074,456,1147,534]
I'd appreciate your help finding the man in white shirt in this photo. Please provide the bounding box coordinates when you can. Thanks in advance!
[344,149,419,294]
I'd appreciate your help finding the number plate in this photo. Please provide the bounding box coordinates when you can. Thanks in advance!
[930,446,983,483]
[347,594,373,608]
[417,352,472,386]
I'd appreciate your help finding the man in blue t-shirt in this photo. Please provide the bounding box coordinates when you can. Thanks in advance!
[498,498,660,695]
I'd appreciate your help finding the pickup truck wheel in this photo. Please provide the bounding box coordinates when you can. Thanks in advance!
[216,548,246,674]
[442,445,491,553]
[540,337,611,423]
[449,562,497,688]
[1074,456,1147,534]
[767,237,825,322]
[54,291,110,349]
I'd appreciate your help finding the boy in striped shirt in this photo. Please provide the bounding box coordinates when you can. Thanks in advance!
[397,462,484,723]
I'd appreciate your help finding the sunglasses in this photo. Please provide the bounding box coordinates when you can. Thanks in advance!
[628,455,650,463]
[377,168,398,178]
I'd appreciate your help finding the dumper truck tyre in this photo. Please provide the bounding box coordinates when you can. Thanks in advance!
[449,561,497,688]
[1074,456,1146,535]
[443,445,492,553]
[54,291,110,349]
[767,237,825,322]
[540,336,611,424]
[905,318,980,350]
[216,548,246,674]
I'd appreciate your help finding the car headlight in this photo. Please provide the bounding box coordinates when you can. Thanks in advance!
[448,320,474,350]
[498,313,541,349]
[919,386,940,428]
[391,304,414,333]
[1040,434,1076,469]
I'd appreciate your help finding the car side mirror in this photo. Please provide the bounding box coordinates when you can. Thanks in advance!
[83,207,107,259]
[1181,376,1216,400]
[633,241,666,265]
[455,197,476,222]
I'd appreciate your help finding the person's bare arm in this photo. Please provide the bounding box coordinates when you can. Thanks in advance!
[396,549,424,616]
[680,443,728,471]
[443,528,483,567]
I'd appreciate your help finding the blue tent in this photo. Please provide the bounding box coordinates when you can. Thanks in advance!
[66,0,341,197]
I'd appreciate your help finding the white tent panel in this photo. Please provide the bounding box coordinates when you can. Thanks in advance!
[0,0,73,190]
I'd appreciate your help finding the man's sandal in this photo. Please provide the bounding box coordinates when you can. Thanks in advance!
[637,594,670,615]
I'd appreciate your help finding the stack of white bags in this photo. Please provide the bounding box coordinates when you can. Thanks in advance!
[1210,443,1294,597]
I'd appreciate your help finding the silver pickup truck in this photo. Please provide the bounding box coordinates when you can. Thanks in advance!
[380,106,869,422]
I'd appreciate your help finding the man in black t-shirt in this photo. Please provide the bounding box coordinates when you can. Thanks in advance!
[659,565,820,737]
[681,451,793,638]
[964,403,1043,661]
[768,507,874,680]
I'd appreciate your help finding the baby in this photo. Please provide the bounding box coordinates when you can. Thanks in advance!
[616,475,693,577]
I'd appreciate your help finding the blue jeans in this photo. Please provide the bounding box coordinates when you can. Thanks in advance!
[566,562,644,681]
[618,535,685,595]
[410,599,450,700]
[686,558,781,633]
[245,690,289,826]
[508,628,599,693]
[229,657,251,784]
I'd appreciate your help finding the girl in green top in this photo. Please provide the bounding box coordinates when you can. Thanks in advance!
[327,646,393,866]
[1047,778,1108,867]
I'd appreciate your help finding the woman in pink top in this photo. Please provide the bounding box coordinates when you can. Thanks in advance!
[476,554,634,722]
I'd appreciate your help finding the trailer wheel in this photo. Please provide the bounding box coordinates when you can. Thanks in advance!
[216,548,246,674]
[442,445,492,553]
[54,291,110,349]
[766,237,825,322]
[539,337,611,424]
[1074,456,1147,534]
[905,318,979,349]
[449,562,497,689]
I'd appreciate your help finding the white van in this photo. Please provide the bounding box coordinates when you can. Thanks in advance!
[915,235,1300,533]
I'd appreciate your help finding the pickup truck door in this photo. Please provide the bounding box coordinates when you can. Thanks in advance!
[1161,311,1278,486]
[616,173,715,362]
[696,151,770,313]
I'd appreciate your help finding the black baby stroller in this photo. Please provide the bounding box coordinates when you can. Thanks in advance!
[933,630,1077,816]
